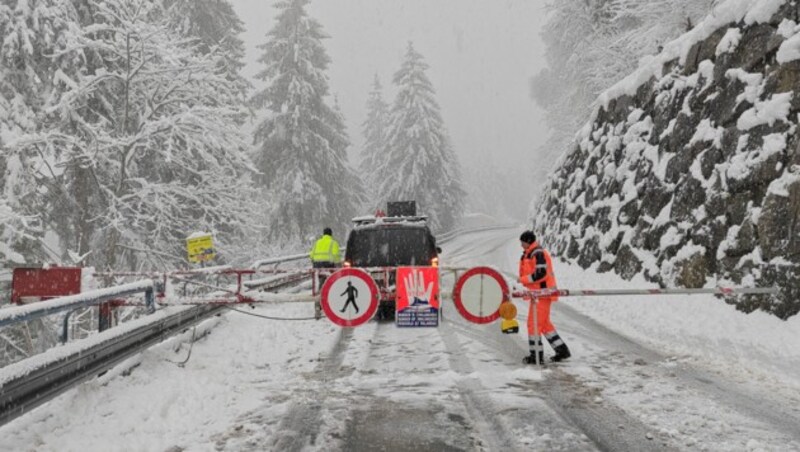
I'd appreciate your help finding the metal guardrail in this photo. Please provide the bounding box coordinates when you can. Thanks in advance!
[0,272,309,426]
[250,253,308,269]
[0,280,156,329]
[249,250,347,270]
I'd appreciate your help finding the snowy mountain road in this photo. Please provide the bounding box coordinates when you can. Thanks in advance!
[548,302,800,446]
[1,227,799,451]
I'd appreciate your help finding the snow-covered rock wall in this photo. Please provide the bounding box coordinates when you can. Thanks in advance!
[534,0,800,319]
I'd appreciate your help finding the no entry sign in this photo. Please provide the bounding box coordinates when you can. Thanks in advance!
[453,267,509,324]
[320,268,379,327]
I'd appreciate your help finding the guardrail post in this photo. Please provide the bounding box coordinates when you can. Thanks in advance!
[99,302,113,332]
[145,288,155,314]
[61,310,76,344]
[532,296,541,367]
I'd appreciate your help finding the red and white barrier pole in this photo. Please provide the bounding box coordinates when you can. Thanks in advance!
[513,286,778,299]
[515,286,777,368]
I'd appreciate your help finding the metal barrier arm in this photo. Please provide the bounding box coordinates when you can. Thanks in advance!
[512,286,780,299]
[0,280,156,328]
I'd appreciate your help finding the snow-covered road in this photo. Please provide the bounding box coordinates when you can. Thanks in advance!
[1,228,799,451]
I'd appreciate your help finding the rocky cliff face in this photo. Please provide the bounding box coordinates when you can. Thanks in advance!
[534,1,800,319]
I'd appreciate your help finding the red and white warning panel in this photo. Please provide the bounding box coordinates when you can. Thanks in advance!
[320,268,380,327]
[452,266,509,324]
[396,267,439,327]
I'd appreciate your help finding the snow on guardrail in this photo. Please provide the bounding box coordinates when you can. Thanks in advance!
[0,280,156,328]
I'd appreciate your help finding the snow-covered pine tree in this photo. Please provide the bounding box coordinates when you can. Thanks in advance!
[359,74,390,211]
[14,0,256,270]
[251,0,363,243]
[377,42,465,232]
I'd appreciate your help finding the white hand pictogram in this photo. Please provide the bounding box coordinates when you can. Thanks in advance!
[404,270,433,305]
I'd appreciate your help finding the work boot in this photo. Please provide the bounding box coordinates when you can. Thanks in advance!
[522,352,545,365]
[550,344,571,362]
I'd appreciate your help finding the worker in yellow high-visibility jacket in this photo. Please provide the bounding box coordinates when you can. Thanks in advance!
[310,227,341,288]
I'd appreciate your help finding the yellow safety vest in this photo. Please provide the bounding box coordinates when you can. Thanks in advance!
[309,235,341,263]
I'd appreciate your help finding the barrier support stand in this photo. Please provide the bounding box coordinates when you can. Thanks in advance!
[532,296,542,368]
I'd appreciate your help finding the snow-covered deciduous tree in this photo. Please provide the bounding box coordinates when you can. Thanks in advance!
[0,0,80,266]
[530,0,717,201]
[251,0,363,243]
[13,0,256,270]
[377,42,465,232]
[359,74,390,211]
[162,0,250,99]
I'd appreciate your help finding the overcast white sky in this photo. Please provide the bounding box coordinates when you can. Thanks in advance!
[230,0,550,173]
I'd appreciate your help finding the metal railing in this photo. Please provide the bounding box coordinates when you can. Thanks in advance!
[0,280,156,329]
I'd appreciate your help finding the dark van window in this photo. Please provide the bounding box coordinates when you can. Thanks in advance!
[347,227,434,267]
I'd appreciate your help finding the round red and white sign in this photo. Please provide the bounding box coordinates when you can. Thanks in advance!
[320,268,379,327]
[452,267,510,324]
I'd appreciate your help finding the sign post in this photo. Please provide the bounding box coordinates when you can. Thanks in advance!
[320,268,379,327]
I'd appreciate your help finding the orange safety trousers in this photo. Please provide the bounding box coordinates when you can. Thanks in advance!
[526,296,556,336]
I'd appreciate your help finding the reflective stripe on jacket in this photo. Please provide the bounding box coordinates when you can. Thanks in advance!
[310,234,341,263]
[519,241,558,301]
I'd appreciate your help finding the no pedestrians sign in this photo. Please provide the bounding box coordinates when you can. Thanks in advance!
[320,268,379,327]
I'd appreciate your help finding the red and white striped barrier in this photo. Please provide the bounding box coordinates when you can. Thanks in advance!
[513,286,779,299]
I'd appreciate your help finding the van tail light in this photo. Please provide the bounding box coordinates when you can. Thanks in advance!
[430,257,439,268]
[343,260,352,268]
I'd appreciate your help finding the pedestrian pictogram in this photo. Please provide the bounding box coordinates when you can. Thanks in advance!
[320,268,379,327]
[340,281,360,314]
[453,267,509,324]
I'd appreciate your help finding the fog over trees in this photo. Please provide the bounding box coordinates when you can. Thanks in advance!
[3,0,740,269]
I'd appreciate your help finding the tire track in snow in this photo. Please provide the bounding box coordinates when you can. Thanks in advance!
[268,327,355,451]
[549,303,800,444]
[435,317,522,451]
[446,306,677,452]
[341,321,479,451]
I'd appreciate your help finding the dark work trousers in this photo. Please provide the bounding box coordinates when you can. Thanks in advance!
[313,261,337,288]
[313,261,336,319]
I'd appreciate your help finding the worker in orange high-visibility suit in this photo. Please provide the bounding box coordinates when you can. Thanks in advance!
[518,230,571,364]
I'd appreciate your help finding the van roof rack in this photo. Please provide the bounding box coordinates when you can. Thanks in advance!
[351,215,428,226]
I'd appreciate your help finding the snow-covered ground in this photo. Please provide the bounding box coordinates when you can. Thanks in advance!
[1,228,799,451]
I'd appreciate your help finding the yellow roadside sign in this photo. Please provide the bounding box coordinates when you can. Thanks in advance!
[186,233,215,263]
